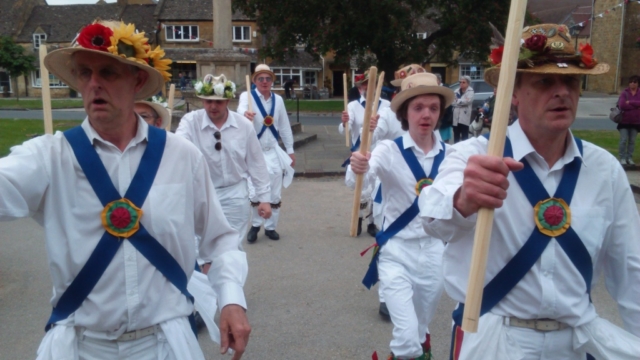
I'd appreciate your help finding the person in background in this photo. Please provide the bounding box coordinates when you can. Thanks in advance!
[617,75,640,166]
[451,75,474,143]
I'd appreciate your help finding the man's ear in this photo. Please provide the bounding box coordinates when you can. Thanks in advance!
[134,69,149,93]
[511,91,519,107]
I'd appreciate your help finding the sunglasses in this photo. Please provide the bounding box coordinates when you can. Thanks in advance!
[214,131,221,151]
[256,77,273,83]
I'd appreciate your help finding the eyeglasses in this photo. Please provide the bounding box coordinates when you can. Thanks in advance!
[256,77,273,83]
[214,131,222,151]
[139,113,157,121]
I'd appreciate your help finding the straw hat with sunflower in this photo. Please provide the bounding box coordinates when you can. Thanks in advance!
[44,20,172,100]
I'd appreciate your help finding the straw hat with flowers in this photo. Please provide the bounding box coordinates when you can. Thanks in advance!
[484,23,609,87]
[193,74,236,100]
[391,64,426,87]
[44,20,172,100]
[136,96,171,129]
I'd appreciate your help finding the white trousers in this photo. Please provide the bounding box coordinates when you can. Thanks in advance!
[251,169,283,230]
[378,237,444,358]
[217,180,251,244]
[77,329,176,360]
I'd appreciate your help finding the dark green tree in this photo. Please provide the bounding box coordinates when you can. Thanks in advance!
[233,0,523,82]
[0,36,36,101]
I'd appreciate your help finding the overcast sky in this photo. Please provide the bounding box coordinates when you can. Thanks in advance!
[47,0,116,4]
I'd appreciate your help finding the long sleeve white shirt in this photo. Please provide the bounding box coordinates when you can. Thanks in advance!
[339,96,391,147]
[237,90,294,154]
[175,109,270,203]
[371,106,405,148]
[346,132,446,240]
[419,121,640,335]
[0,118,247,337]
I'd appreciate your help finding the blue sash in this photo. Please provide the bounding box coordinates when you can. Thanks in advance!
[251,90,279,140]
[362,137,445,289]
[48,126,193,331]
[452,135,590,327]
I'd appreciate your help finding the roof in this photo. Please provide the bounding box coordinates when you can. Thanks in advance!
[16,4,122,43]
[156,0,253,21]
[269,50,322,69]
[0,0,45,37]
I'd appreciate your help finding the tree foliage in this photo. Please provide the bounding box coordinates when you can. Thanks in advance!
[0,36,36,100]
[233,0,522,81]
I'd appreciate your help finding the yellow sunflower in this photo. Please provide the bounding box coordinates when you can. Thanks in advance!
[147,45,173,82]
[108,22,149,65]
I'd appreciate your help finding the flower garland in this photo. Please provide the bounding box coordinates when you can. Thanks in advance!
[76,21,172,81]
[194,75,236,99]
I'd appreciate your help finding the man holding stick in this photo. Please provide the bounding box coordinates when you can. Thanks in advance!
[238,64,295,243]
[350,72,453,360]
[341,71,391,236]
[420,24,640,359]
[0,20,251,359]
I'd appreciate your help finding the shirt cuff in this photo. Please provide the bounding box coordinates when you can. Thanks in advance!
[217,282,247,310]
[286,148,294,155]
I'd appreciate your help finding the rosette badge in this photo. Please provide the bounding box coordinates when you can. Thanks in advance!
[43,20,173,100]
[194,74,237,100]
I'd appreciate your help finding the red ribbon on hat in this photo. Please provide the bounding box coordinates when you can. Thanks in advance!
[355,74,365,83]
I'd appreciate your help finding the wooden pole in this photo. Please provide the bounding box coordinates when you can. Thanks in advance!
[366,71,385,146]
[343,73,350,147]
[461,0,528,333]
[39,45,53,135]
[349,67,378,237]
[246,74,253,115]
[166,84,175,131]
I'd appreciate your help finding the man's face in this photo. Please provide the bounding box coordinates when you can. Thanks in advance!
[72,52,147,125]
[254,74,273,93]
[134,103,162,128]
[358,81,368,96]
[406,94,441,138]
[203,99,230,123]
[512,73,580,135]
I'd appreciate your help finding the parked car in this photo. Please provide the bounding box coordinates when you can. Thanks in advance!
[448,79,495,120]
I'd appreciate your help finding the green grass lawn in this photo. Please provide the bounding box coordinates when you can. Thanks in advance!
[0,119,80,156]
[283,99,344,112]
[573,129,638,163]
[0,98,84,110]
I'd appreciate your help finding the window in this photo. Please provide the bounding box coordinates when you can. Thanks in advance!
[170,63,197,87]
[32,70,68,88]
[33,33,46,48]
[0,71,11,93]
[304,71,316,86]
[272,68,301,88]
[416,32,427,39]
[233,26,251,42]
[165,25,199,41]
[460,64,484,80]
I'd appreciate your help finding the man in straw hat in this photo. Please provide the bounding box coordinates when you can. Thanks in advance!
[135,98,171,129]
[238,64,295,243]
[0,20,250,359]
[349,72,454,360]
[341,71,391,236]
[177,74,272,245]
[420,23,640,359]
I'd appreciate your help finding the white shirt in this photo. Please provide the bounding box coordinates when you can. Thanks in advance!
[346,132,446,240]
[339,96,391,147]
[371,106,405,148]
[176,109,270,203]
[237,90,294,154]
[419,121,640,335]
[0,118,247,337]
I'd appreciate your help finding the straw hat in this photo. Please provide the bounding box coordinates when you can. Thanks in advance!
[44,20,172,100]
[391,64,426,86]
[252,64,275,82]
[135,99,170,129]
[484,23,609,87]
[193,74,236,100]
[390,73,455,113]
[354,71,370,86]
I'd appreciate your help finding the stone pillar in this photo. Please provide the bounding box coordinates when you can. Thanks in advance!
[213,0,232,49]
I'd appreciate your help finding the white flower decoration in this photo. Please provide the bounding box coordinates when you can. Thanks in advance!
[214,83,225,96]
[194,81,204,93]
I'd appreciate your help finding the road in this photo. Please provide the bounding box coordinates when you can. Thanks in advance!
[0,178,626,359]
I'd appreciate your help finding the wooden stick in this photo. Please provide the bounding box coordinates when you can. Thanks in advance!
[39,45,53,135]
[366,71,385,146]
[349,66,378,237]
[246,74,253,115]
[166,83,175,131]
[343,73,350,147]
[461,0,528,333]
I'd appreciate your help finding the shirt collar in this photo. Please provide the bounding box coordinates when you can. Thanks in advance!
[401,132,443,158]
[257,90,272,101]
[81,116,148,149]
[201,108,237,131]
[359,95,366,104]
[507,120,583,168]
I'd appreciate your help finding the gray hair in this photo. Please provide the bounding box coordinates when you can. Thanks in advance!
[460,75,472,84]
[435,73,442,84]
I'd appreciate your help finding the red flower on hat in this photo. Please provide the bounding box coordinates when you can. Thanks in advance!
[78,23,113,52]
[399,70,407,78]
[355,74,365,83]
[524,34,547,53]
[579,43,596,69]
[489,46,504,65]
